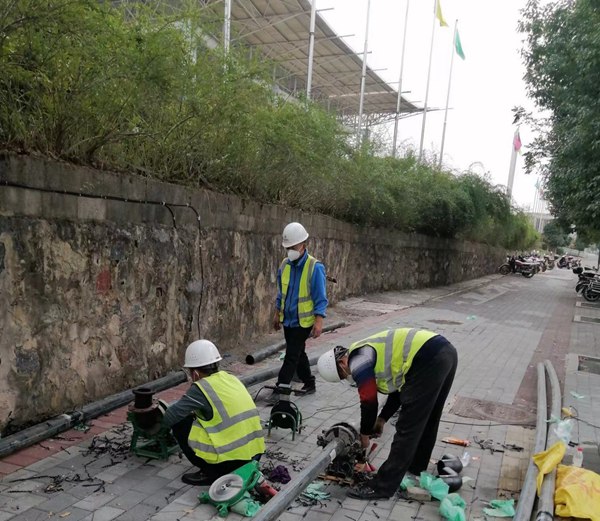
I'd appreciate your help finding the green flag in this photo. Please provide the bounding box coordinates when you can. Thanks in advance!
[455,29,465,60]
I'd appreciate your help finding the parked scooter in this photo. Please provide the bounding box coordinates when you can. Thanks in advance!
[574,266,598,294]
[498,256,536,278]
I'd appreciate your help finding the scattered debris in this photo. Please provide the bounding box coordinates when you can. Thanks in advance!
[267,465,291,484]
[482,499,515,517]
[442,437,470,447]
[569,390,585,400]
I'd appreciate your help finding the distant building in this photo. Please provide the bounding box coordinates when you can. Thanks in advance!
[527,211,553,233]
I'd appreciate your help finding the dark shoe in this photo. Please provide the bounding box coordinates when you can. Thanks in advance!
[265,390,280,405]
[300,383,316,395]
[347,485,390,500]
[181,470,212,486]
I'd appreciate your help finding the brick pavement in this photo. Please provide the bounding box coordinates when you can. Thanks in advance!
[2,268,599,520]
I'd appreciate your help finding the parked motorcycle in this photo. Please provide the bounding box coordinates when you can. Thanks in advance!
[582,278,600,302]
[498,256,536,278]
[573,266,598,294]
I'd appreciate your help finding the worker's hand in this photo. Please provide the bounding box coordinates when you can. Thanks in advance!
[272,310,281,331]
[372,417,386,438]
[311,316,323,339]
[360,434,370,449]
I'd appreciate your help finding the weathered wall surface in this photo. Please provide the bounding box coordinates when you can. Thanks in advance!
[0,153,505,431]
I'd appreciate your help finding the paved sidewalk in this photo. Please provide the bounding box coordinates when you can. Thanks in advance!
[2,268,599,521]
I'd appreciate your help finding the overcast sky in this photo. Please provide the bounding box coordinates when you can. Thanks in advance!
[316,0,543,210]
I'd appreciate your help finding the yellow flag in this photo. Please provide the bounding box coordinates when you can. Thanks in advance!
[436,0,449,27]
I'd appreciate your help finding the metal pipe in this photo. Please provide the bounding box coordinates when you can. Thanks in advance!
[356,0,372,145]
[419,0,439,160]
[223,0,232,54]
[0,371,186,458]
[253,440,344,521]
[513,363,548,521]
[0,351,328,457]
[306,0,317,100]
[439,19,458,169]
[245,321,346,365]
[392,0,410,157]
[536,361,562,521]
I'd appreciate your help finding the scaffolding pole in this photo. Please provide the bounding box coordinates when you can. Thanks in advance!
[306,0,317,100]
[356,0,372,145]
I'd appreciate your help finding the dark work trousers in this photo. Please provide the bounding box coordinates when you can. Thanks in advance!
[277,326,315,387]
[171,415,259,480]
[372,340,458,496]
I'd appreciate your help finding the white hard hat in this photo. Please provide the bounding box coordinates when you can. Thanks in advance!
[317,348,342,383]
[184,339,222,368]
[282,222,309,248]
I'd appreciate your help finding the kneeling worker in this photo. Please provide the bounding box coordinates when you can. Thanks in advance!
[317,328,457,500]
[163,340,265,486]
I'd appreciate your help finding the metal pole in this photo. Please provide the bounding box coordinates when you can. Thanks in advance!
[513,363,548,521]
[224,0,232,54]
[356,0,372,146]
[253,440,344,521]
[392,0,410,158]
[439,19,457,169]
[507,129,519,200]
[419,0,438,160]
[536,361,562,521]
[306,0,317,100]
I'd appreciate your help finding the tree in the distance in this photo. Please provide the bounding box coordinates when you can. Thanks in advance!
[519,0,600,239]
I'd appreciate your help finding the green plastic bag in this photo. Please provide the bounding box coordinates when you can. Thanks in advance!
[483,499,515,517]
[440,493,466,521]
[400,476,416,490]
[230,493,261,517]
[419,472,450,501]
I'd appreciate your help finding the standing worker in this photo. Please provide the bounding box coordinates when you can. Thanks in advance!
[163,340,265,486]
[270,222,328,402]
[317,328,457,500]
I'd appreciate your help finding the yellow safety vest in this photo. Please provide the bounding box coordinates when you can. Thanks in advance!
[348,328,438,393]
[279,254,317,328]
[187,372,265,464]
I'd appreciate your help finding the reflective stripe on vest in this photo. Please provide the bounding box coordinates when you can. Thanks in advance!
[187,372,265,463]
[279,254,317,328]
[348,328,438,393]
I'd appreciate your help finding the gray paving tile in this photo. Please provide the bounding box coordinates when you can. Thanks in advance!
[37,492,81,512]
[113,503,159,521]
[88,506,124,521]
[73,492,115,511]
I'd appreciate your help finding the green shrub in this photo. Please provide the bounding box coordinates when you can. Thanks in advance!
[0,0,536,250]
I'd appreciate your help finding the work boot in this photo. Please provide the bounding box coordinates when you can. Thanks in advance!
[300,382,316,395]
[181,469,212,486]
[265,389,280,405]
[347,485,390,500]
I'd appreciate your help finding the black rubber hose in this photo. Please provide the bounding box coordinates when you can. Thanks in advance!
[245,321,345,364]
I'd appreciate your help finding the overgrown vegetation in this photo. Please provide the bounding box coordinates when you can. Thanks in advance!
[520,0,600,242]
[0,0,536,249]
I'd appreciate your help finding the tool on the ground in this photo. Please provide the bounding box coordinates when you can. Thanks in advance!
[253,422,360,521]
[199,460,275,517]
[256,385,305,441]
[442,437,470,447]
[317,422,363,479]
[127,387,179,460]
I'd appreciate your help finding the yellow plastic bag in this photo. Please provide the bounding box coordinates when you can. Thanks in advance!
[554,464,600,521]
[532,441,566,494]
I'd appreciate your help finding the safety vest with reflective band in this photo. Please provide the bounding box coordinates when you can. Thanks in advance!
[279,254,317,328]
[187,371,265,464]
[348,328,438,393]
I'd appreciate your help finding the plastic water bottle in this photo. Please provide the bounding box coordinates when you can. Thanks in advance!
[572,447,584,468]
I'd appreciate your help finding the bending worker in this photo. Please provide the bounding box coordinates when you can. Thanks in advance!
[270,222,328,401]
[317,328,457,500]
[163,340,265,486]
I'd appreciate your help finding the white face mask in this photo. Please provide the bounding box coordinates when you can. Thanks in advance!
[346,374,355,385]
[287,249,302,261]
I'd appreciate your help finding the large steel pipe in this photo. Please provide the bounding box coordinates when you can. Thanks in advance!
[536,361,562,521]
[253,440,344,521]
[514,363,548,521]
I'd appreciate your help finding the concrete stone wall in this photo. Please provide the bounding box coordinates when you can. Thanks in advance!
[0,153,505,431]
